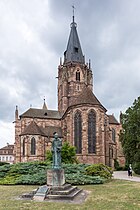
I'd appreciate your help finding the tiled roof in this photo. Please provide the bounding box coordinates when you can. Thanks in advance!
[20,121,46,136]
[70,86,107,111]
[20,121,62,137]
[108,115,120,125]
[42,126,62,137]
[20,108,62,120]
[0,144,14,150]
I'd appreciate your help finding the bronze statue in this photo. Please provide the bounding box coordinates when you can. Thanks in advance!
[52,132,62,169]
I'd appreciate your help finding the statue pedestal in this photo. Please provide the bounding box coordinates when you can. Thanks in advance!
[47,169,65,186]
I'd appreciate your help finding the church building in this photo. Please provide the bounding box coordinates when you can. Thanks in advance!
[14,14,125,167]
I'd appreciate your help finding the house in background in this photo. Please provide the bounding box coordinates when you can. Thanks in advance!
[0,143,14,164]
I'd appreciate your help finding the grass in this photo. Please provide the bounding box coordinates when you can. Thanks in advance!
[0,180,140,210]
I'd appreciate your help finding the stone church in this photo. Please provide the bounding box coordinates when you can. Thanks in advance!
[14,15,125,167]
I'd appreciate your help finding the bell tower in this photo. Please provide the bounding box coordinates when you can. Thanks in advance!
[58,14,93,113]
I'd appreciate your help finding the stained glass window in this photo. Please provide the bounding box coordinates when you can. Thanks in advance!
[74,111,82,154]
[88,110,96,153]
[23,138,25,156]
[112,128,116,142]
[31,137,36,155]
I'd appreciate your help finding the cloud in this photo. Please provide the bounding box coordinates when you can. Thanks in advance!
[0,0,140,147]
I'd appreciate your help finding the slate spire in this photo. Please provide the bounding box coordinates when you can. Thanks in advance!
[64,11,85,64]
[42,98,47,110]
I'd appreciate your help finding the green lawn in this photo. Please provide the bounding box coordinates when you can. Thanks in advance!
[0,180,140,210]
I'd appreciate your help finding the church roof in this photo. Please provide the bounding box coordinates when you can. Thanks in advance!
[64,16,84,64]
[20,121,62,137]
[108,115,120,125]
[42,126,62,137]
[20,108,62,120]
[20,121,46,136]
[70,86,107,111]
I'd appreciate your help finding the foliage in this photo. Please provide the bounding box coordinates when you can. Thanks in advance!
[85,163,112,179]
[46,150,52,163]
[132,151,140,174]
[132,162,140,175]
[62,163,90,174]
[0,162,10,166]
[114,159,120,170]
[120,97,140,165]
[61,142,78,164]
[46,141,78,164]
[114,159,125,171]
[65,173,103,185]
[0,162,109,185]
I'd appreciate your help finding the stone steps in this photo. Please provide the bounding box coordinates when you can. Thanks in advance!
[46,187,82,200]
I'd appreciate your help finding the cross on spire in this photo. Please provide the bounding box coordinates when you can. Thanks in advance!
[72,4,75,22]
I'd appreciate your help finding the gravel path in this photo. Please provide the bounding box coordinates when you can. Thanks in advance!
[113,171,140,182]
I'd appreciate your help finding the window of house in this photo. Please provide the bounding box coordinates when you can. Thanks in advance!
[88,110,96,153]
[6,156,8,161]
[0,157,1,161]
[2,157,4,161]
[112,128,116,142]
[31,137,36,155]
[76,71,80,81]
[74,111,82,154]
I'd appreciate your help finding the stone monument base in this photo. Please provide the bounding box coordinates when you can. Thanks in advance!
[47,169,65,186]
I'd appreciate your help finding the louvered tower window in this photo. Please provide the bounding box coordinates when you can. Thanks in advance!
[23,138,25,156]
[76,71,80,81]
[31,137,36,155]
[74,111,82,154]
[88,110,96,153]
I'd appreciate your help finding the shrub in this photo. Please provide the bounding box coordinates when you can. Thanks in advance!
[0,162,109,185]
[85,163,112,179]
[114,159,125,171]
[46,150,52,164]
[65,173,104,185]
[0,162,10,166]
[62,163,90,174]
[15,170,46,185]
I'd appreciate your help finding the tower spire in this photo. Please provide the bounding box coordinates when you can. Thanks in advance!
[63,8,84,64]
[42,97,48,110]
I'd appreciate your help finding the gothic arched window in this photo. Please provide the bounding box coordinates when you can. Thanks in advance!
[112,128,116,142]
[23,138,25,156]
[31,137,36,155]
[76,71,80,81]
[88,110,96,153]
[74,111,82,154]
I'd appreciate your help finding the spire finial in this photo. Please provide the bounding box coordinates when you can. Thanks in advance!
[72,4,75,22]
[43,96,48,110]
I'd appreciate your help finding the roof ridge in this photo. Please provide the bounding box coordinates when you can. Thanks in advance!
[20,121,46,136]
[70,86,107,111]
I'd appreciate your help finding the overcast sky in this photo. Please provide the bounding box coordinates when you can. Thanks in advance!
[0,0,140,148]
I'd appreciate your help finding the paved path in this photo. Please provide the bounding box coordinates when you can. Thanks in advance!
[113,171,140,182]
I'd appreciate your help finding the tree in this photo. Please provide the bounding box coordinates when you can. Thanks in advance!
[120,97,140,165]
[46,142,78,164]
